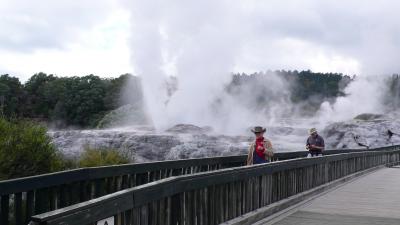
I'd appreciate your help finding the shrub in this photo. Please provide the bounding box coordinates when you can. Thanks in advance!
[78,147,129,167]
[0,118,63,180]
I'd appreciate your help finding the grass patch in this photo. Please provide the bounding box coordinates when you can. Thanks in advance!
[78,146,129,167]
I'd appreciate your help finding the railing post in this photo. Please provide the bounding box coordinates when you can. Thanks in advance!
[15,192,22,225]
[25,191,34,225]
[1,194,9,225]
[170,193,182,225]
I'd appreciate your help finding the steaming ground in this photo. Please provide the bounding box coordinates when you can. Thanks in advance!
[323,113,400,149]
[48,124,305,163]
[48,114,400,163]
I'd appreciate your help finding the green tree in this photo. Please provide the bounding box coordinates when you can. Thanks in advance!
[1,73,143,128]
[0,118,63,180]
[0,74,24,117]
[62,75,108,126]
[24,72,57,118]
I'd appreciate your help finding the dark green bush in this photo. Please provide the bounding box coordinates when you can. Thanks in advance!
[0,118,63,180]
[78,146,129,167]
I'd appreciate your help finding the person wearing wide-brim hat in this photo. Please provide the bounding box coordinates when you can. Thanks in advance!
[306,128,325,157]
[246,126,274,165]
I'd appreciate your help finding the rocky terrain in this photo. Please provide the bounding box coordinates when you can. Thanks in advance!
[49,114,400,163]
[48,124,309,163]
[322,113,400,149]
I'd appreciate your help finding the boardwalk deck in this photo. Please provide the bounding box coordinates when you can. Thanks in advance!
[265,167,400,225]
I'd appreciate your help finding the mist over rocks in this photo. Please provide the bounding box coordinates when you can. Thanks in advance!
[48,123,310,163]
[49,129,181,162]
[96,104,150,128]
[322,113,400,149]
[49,113,400,163]
[353,113,385,121]
[49,125,250,162]
[165,124,213,134]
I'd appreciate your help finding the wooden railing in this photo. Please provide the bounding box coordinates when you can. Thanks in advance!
[0,148,374,225]
[29,146,400,225]
[0,155,246,225]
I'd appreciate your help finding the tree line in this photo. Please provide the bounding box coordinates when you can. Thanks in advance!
[229,70,353,114]
[1,70,354,128]
[0,73,140,128]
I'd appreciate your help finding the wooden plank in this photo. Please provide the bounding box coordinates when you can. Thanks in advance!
[95,179,105,198]
[187,191,194,225]
[1,194,9,225]
[180,193,184,224]
[59,184,69,208]
[49,187,57,210]
[253,177,260,210]
[149,201,157,225]
[195,189,202,225]
[191,190,197,225]
[202,188,208,225]
[303,168,400,219]
[33,193,134,225]
[220,185,225,223]
[229,182,236,219]
[159,199,166,225]
[71,183,80,205]
[166,197,171,225]
[25,191,34,224]
[132,207,140,225]
[115,176,121,192]
[15,192,22,225]
[273,211,400,225]
[79,181,88,202]
[170,193,181,225]
[106,177,114,194]
[238,180,242,216]
[35,188,49,214]
[246,178,252,213]
[140,205,148,225]
[267,174,272,205]
[123,209,131,225]
[135,173,147,186]
[274,168,400,225]
[121,175,129,190]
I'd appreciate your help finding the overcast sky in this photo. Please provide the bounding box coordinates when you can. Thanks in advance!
[1,0,400,82]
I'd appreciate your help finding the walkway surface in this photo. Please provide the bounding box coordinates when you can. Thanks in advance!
[263,167,400,225]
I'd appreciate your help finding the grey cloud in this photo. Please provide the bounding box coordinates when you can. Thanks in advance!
[0,0,116,52]
[234,0,400,74]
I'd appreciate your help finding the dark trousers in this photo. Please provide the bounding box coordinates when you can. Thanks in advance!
[309,150,322,157]
[253,151,268,164]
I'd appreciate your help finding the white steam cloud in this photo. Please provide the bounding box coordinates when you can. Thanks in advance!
[122,0,400,133]
[317,76,388,124]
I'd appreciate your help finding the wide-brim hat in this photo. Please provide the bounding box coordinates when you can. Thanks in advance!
[251,126,266,133]
[309,128,317,135]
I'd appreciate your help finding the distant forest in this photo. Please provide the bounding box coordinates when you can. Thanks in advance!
[0,70,354,128]
[0,73,139,128]
[228,70,353,115]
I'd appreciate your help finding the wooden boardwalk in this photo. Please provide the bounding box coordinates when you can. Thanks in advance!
[26,149,400,225]
[262,167,400,225]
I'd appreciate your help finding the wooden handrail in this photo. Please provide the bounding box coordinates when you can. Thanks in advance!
[30,146,400,225]
[0,147,396,225]
[0,148,377,195]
